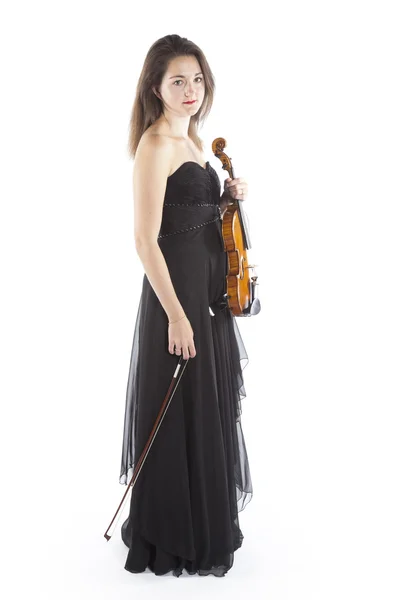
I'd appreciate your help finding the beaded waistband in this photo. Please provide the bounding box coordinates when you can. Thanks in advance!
[163,202,216,207]
[157,212,222,239]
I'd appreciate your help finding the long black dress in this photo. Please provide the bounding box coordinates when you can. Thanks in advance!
[119,159,253,577]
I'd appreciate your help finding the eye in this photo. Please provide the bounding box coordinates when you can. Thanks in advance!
[173,77,203,86]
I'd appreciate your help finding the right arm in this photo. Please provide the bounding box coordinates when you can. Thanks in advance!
[133,136,185,324]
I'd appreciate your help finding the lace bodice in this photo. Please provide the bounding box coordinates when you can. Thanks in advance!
[157,161,223,240]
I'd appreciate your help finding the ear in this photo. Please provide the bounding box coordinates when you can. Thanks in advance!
[152,86,161,100]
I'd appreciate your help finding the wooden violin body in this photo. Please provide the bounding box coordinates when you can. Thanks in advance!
[212,137,261,317]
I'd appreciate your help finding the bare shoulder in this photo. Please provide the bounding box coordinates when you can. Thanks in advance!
[134,132,173,181]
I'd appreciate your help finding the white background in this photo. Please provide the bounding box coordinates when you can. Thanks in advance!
[1,1,399,598]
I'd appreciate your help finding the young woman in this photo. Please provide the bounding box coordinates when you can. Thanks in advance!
[119,34,253,578]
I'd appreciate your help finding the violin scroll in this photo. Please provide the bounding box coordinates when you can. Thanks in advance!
[211,138,235,179]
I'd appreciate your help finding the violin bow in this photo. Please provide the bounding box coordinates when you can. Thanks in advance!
[104,355,189,541]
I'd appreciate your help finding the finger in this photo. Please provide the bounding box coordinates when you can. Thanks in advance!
[171,343,181,355]
[225,177,239,187]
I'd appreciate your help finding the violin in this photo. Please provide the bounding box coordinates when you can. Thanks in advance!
[212,137,261,317]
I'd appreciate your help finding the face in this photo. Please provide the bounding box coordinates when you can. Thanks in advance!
[154,55,205,116]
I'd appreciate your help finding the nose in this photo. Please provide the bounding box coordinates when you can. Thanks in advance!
[185,82,195,96]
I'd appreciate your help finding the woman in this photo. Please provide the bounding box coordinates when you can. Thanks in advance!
[119,34,253,578]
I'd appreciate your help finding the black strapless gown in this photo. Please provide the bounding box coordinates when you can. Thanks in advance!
[119,160,253,577]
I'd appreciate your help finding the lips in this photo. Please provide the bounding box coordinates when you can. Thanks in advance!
[183,100,196,104]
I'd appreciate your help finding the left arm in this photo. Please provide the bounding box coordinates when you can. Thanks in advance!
[218,190,232,216]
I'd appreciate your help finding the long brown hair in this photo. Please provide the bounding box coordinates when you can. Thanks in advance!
[127,34,215,159]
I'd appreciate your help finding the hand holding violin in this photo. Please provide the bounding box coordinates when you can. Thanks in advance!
[223,176,248,201]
